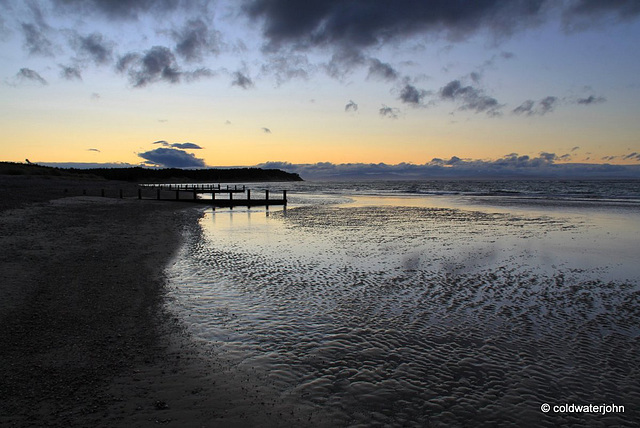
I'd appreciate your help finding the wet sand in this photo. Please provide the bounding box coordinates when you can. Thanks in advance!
[0,176,308,427]
[168,201,640,427]
[3,175,639,427]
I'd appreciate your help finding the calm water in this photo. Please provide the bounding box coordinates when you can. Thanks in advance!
[167,180,640,427]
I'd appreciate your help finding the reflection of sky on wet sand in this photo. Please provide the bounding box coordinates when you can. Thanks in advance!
[168,195,640,426]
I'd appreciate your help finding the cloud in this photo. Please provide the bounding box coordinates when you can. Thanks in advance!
[15,68,48,85]
[438,80,502,115]
[21,22,53,56]
[367,58,399,81]
[260,54,313,85]
[258,153,640,180]
[624,152,640,161]
[87,148,100,152]
[60,64,82,80]
[183,67,216,82]
[399,84,429,106]
[138,147,206,168]
[562,0,640,30]
[262,127,272,133]
[245,1,575,54]
[153,140,203,149]
[379,105,399,119]
[345,100,358,112]
[232,71,254,89]
[50,0,201,20]
[71,32,113,65]
[118,46,181,87]
[512,96,558,116]
[171,142,203,149]
[577,95,606,105]
[172,19,221,62]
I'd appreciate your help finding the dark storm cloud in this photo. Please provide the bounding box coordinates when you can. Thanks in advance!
[16,68,48,85]
[243,0,553,51]
[438,80,502,115]
[399,84,429,106]
[118,46,181,87]
[345,100,358,112]
[59,64,82,80]
[232,71,254,89]
[72,32,113,65]
[21,22,53,56]
[367,58,399,81]
[624,152,640,161]
[172,19,221,62]
[379,105,399,119]
[138,147,206,168]
[577,95,606,105]
[512,96,558,116]
[244,0,640,52]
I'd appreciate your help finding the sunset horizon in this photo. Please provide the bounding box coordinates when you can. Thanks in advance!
[2,1,639,173]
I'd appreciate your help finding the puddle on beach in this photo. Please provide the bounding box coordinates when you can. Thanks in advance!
[167,197,640,426]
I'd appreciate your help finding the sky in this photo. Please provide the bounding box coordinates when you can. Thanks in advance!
[1,0,640,178]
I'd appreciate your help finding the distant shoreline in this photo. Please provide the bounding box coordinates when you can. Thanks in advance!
[0,161,303,183]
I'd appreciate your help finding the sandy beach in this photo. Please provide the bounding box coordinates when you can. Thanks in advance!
[0,176,307,427]
[2,175,639,427]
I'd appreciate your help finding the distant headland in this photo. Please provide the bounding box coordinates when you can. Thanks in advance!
[0,162,303,182]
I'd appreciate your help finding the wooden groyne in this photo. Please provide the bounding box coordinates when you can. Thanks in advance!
[137,184,287,207]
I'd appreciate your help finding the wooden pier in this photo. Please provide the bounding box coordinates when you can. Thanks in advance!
[137,184,287,207]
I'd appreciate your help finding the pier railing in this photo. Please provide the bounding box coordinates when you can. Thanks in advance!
[62,184,287,207]
[137,183,287,207]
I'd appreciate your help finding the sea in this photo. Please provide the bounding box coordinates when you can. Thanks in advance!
[166,179,640,427]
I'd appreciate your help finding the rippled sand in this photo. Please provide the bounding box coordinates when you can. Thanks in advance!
[167,199,640,427]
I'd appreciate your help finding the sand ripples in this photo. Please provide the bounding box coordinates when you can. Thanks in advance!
[168,205,639,426]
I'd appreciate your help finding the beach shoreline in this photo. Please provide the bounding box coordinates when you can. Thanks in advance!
[0,176,330,427]
[0,176,196,426]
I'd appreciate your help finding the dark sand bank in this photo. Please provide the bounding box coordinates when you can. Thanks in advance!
[0,176,309,427]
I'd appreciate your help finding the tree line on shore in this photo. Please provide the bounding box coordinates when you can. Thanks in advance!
[0,162,303,182]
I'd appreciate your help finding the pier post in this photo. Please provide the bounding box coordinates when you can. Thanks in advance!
[83,189,86,196]
[247,189,251,200]
[175,190,179,200]
[283,190,287,205]
[212,192,216,200]
[138,189,142,200]
[193,189,197,201]
[265,189,269,201]
[119,189,123,199]
[157,189,160,200]
[101,189,105,197]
